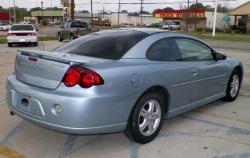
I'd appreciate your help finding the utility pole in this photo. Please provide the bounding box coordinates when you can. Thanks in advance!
[194,0,198,29]
[41,1,43,23]
[9,0,11,23]
[103,6,105,19]
[117,0,121,26]
[186,0,190,31]
[212,0,218,36]
[70,0,74,20]
[50,0,52,22]
[140,0,143,27]
[91,0,93,27]
[13,0,16,23]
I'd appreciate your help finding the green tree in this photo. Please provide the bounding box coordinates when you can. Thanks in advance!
[163,7,174,10]
[189,3,204,10]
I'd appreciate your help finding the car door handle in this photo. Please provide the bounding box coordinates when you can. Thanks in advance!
[190,69,198,76]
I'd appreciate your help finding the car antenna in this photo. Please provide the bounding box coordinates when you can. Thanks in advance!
[39,1,45,51]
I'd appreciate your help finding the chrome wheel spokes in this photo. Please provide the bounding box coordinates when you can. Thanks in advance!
[230,74,239,98]
[138,99,161,136]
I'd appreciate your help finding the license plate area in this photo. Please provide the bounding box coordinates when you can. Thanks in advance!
[21,98,29,106]
[19,39,26,42]
[18,95,31,112]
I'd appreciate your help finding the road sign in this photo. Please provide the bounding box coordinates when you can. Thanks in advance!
[223,16,231,22]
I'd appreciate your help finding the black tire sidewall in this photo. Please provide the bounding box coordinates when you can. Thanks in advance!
[128,92,165,144]
[58,33,63,41]
[225,70,241,101]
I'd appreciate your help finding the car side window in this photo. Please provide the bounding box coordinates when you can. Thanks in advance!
[146,38,182,61]
[175,38,214,61]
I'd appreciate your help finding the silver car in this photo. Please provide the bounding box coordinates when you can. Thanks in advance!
[6,28,243,144]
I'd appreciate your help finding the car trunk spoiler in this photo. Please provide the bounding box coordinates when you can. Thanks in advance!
[19,49,85,65]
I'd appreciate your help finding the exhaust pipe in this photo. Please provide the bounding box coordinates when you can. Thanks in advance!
[10,111,15,116]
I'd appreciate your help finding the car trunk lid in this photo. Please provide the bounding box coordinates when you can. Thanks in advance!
[15,50,111,89]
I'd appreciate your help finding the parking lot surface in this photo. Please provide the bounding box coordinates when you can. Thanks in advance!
[0,41,250,158]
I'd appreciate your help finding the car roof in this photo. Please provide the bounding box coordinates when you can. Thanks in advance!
[96,28,171,35]
[117,28,167,34]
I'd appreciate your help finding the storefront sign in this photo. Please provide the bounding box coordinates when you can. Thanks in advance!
[154,10,205,19]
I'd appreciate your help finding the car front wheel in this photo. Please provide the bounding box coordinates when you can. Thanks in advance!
[224,69,241,101]
[125,92,165,144]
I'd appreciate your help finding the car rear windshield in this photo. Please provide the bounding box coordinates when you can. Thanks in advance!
[71,21,87,28]
[54,30,148,60]
[10,25,34,31]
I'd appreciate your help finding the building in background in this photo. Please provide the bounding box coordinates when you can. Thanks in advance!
[31,10,63,24]
[154,9,205,30]
[104,13,162,26]
[205,11,234,30]
[229,1,250,33]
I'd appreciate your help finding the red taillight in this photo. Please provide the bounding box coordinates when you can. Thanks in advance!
[27,32,37,36]
[62,65,104,88]
[7,33,16,36]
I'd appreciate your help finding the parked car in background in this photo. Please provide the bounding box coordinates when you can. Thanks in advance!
[162,21,181,30]
[121,23,133,28]
[58,20,90,41]
[7,24,38,47]
[0,20,11,31]
[6,28,243,144]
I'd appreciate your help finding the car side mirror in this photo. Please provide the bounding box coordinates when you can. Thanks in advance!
[215,52,227,60]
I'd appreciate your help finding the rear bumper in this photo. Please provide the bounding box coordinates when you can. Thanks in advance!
[7,36,38,43]
[6,74,129,134]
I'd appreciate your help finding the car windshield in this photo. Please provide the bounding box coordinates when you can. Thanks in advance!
[54,30,148,60]
[10,25,34,31]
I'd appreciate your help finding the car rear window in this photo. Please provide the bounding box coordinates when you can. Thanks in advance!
[10,25,34,31]
[54,30,148,60]
[71,21,87,28]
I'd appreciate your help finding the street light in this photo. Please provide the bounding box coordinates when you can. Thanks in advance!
[212,0,218,36]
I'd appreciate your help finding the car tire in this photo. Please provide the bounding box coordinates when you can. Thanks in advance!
[8,43,12,47]
[70,34,74,41]
[33,42,38,46]
[58,33,63,42]
[125,92,165,144]
[224,69,241,101]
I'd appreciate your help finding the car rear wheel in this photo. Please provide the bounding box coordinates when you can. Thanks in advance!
[58,33,63,42]
[224,69,241,101]
[8,43,12,47]
[70,34,74,41]
[33,42,38,46]
[125,92,165,144]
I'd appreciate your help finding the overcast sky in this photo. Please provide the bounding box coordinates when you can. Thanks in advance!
[1,0,249,13]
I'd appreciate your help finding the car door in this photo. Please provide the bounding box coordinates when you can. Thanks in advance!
[146,38,193,112]
[175,37,228,102]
